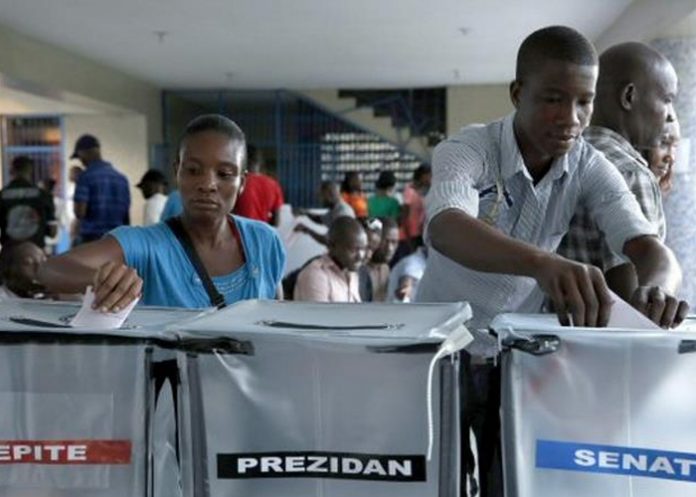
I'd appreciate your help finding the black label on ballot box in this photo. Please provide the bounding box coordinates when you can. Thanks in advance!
[217,451,427,482]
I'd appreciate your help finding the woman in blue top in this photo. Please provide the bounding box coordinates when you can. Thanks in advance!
[39,114,286,310]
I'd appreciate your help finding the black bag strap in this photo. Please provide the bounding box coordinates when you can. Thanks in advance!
[166,217,226,309]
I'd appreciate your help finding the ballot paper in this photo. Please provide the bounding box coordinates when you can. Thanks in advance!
[69,287,139,329]
[606,290,660,330]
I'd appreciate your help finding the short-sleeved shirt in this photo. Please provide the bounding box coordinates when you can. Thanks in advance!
[321,201,355,226]
[386,247,427,302]
[233,172,285,223]
[294,254,361,302]
[342,192,368,218]
[74,160,130,238]
[110,215,286,308]
[368,195,401,220]
[402,184,426,238]
[160,190,183,221]
[143,193,168,226]
[416,113,656,329]
[557,126,666,271]
[0,178,55,247]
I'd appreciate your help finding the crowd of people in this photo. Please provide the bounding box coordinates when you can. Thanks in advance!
[0,25,685,327]
[0,23,689,497]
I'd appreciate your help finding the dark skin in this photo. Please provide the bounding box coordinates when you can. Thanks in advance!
[293,184,341,246]
[400,172,431,246]
[37,131,280,312]
[590,44,683,320]
[329,228,368,272]
[139,181,166,199]
[430,59,686,328]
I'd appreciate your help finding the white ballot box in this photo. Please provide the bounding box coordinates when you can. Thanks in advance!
[492,313,696,497]
[0,299,200,497]
[172,300,471,497]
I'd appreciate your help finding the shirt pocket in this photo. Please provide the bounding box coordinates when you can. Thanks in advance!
[477,185,512,230]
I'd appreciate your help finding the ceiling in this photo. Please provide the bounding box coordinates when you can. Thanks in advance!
[0,0,692,90]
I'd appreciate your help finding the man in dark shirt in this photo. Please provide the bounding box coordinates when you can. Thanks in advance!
[0,156,56,248]
[71,134,131,243]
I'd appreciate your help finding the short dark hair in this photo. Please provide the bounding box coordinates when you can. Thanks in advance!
[340,171,362,194]
[413,164,431,182]
[380,216,398,233]
[375,170,397,190]
[516,26,597,81]
[11,155,34,177]
[328,216,365,245]
[179,114,247,167]
[247,144,260,165]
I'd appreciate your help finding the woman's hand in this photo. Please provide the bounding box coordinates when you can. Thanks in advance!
[92,261,143,312]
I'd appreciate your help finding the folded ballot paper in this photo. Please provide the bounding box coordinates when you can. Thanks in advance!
[69,287,139,329]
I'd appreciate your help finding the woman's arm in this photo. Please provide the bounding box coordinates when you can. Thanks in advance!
[38,236,142,311]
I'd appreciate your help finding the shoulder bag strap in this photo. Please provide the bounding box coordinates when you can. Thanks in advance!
[166,216,226,309]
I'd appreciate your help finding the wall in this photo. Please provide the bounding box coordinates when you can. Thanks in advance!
[446,84,513,136]
[650,37,696,305]
[64,114,148,225]
[0,23,162,146]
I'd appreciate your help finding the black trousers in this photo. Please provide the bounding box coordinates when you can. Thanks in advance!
[460,354,503,497]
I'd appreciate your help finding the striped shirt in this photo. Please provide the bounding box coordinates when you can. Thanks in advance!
[557,126,666,271]
[415,114,656,329]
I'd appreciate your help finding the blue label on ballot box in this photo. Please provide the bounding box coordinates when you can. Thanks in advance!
[536,440,696,483]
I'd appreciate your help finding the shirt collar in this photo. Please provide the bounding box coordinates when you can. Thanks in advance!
[321,254,354,276]
[502,112,575,184]
[86,158,109,168]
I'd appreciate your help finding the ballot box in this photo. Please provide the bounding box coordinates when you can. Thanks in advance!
[0,299,198,497]
[492,313,696,497]
[173,300,471,497]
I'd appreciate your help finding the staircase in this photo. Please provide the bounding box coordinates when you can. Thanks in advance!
[296,89,443,162]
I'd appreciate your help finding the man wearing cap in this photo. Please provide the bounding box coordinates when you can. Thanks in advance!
[136,169,168,225]
[71,134,130,243]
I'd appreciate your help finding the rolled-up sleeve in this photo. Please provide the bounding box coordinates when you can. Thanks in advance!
[582,154,657,255]
[424,139,483,238]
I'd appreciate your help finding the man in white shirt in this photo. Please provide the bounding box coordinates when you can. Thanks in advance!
[417,26,686,330]
[136,170,169,226]
[415,25,687,497]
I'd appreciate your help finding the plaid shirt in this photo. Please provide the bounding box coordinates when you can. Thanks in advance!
[557,126,665,271]
[74,159,131,238]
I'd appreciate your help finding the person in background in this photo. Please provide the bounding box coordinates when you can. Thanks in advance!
[0,241,47,299]
[294,216,366,302]
[557,42,679,303]
[400,164,431,250]
[294,181,355,245]
[65,165,84,244]
[368,170,401,220]
[71,134,130,243]
[40,178,61,252]
[387,242,428,302]
[340,171,368,219]
[233,145,285,226]
[641,119,680,195]
[358,218,384,301]
[0,156,56,249]
[416,26,686,497]
[160,189,183,221]
[136,169,169,226]
[364,217,399,301]
[38,114,286,309]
